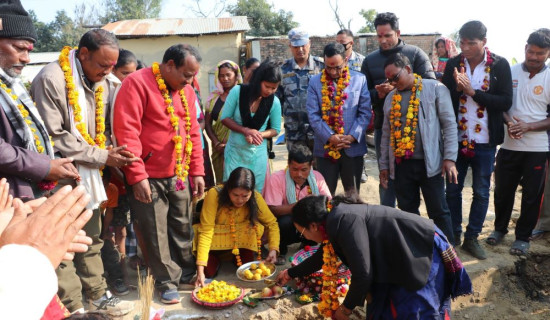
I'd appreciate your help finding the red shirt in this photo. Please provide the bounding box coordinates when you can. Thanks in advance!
[113,67,204,185]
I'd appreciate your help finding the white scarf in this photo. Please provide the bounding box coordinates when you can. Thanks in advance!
[67,49,107,210]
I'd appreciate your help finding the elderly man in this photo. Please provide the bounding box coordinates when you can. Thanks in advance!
[306,43,371,195]
[361,12,435,208]
[0,0,80,200]
[32,29,137,315]
[279,28,325,152]
[263,144,331,263]
[113,44,205,304]
[379,53,457,243]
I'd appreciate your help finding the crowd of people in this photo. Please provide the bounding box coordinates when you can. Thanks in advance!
[1,0,550,319]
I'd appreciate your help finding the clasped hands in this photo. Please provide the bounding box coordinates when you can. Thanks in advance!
[244,128,263,145]
[453,67,476,96]
[507,116,530,139]
[105,145,140,168]
[328,134,355,150]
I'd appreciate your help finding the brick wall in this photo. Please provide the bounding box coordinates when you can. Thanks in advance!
[246,33,441,63]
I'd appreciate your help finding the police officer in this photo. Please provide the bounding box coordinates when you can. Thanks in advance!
[279,28,324,152]
[336,29,365,72]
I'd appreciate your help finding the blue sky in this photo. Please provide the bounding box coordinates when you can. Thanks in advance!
[24,0,550,62]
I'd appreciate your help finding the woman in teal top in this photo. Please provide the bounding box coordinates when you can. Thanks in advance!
[221,59,282,193]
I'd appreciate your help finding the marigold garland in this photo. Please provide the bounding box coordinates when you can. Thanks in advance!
[320,66,350,161]
[152,62,193,191]
[389,74,422,163]
[59,46,106,150]
[0,79,57,191]
[458,48,493,158]
[318,200,340,318]
[228,209,263,266]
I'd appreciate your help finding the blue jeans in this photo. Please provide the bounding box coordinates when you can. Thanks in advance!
[446,144,496,240]
[375,128,396,207]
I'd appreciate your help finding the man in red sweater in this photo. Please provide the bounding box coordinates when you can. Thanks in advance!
[113,44,205,304]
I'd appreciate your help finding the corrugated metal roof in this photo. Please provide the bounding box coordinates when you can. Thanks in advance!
[103,16,250,38]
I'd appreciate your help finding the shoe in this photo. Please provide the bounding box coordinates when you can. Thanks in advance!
[91,291,134,316]
[110,279,130,296]
[159,288,181,304]
[461,238,487,260]
[361,172,368,183]
[453,232,462,247]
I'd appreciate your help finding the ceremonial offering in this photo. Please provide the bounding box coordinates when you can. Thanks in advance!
[236,261,276,282]
[191,280,244,309]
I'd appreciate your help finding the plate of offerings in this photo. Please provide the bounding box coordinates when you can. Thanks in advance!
[236,261,277,282]
[191,280,245,309]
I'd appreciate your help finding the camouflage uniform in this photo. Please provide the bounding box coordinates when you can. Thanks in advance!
[348,51,365,72]
[279,55,324,149]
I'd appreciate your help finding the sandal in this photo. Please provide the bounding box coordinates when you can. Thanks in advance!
[486,230,506,246]
[529,230,548,241]
[509,240,530,256]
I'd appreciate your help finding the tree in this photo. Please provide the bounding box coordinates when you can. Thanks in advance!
[358,9,376,33]
[227,0,298,37]
[185,0,228,18]
[29,10,83,52]
[328,0,351,31]
[100,0,163,24]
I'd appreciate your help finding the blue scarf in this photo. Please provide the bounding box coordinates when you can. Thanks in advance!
[285,169,320,204]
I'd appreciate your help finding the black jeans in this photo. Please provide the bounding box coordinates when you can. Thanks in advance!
[316,152,364,196]
[494,149,547,242]
[394,159,454,244]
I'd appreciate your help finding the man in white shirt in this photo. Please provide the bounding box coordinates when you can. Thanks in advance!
[489,28,550,256]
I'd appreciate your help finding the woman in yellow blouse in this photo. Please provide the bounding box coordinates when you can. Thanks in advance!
[194,167,280,287]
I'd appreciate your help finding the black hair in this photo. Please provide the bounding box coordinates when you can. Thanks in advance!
[248,58,282,103]
[323,42,346,59]
[136,59,147,70]
[459,20,487,41]
[374,12,399,31]
[115,49,137,69]
[245,57,260,69]
[291,195,330,228]
[383,52,411,69]
[288,144,313,164]
[162,43,202,68]
[218,62,238,75]
[337,29,354,37]
[218,167,258,225]
[78,29,118,52]
[527,28,550,49]
[435,38,446,49]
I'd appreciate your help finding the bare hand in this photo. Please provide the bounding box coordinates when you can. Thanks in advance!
[442,160,458,184]
[192,176,205,198]
[132,179,152,203]
[508,116,530,139]
[195,267,206,288]
[213,141,226,153]
[333,306,350,320]
[379,170,389,189]
[244,129,263,145]
[375,83,394,99]
[276,269,292,286]
[0,185,93,268]
[105,145,140,168]
[265,249,277,264]
[64,230,93,261]
[0,178,13,213]
[454,67,475,95]
[46,158,80,181]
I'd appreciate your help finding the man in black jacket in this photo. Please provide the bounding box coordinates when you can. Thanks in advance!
[442,21,513,259]
[361,12,435,208]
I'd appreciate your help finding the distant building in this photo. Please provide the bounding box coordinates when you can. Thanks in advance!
[102,16,251,101]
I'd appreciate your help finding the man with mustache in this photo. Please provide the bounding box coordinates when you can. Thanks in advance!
[489,28,550,256]
[0,0,80,201]
[31,29,137,315]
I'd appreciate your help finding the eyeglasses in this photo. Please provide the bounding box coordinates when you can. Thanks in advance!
[298,226,306,238]
[386,68,403,84]
[325,62,347,72]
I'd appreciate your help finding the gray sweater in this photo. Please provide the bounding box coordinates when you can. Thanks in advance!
[380,78,457,179]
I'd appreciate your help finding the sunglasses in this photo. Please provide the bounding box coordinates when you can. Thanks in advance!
[386,68,403,84]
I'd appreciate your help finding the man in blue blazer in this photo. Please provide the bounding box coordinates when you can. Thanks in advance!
[306,43,372,195]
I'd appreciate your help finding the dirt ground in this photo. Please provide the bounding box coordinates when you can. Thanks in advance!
[106,140,550,320]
